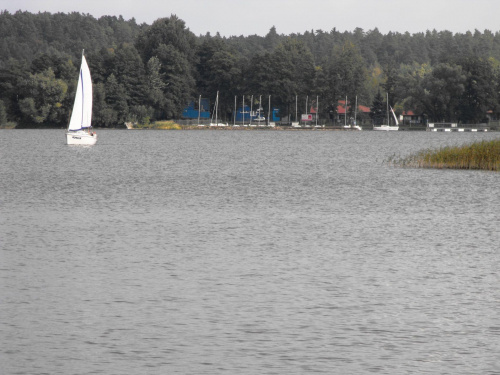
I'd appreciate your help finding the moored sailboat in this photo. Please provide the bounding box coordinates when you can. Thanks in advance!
[66,51,96,145]
[210,91,227,127]
[254,95,266,124]
[373,93,399,131]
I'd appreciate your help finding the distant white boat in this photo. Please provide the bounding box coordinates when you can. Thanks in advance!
[373,93,399,131]
[344,124,362,130]
[373,124,399,131]
[66,51,96,145]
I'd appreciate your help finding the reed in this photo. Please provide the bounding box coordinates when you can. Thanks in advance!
[393,138,500,171]
[154,120,182,130]
[136,120,182,130]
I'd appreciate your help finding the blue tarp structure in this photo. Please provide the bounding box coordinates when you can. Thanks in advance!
[182,99,210,119]
[234,106,280,122]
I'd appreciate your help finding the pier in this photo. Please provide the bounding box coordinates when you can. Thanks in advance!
[428,123,490,132]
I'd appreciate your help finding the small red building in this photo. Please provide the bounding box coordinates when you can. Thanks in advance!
[335,100,371,125]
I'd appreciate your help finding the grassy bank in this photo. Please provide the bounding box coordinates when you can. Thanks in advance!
[0,122,18,129]
[392,138,500,171]
[135,120,182,130]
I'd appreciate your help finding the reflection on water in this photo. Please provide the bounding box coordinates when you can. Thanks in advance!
[1,129,499,374]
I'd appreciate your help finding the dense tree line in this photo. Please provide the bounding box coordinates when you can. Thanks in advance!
[1,10,500,127]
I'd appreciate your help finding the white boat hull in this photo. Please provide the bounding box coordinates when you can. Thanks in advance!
[66,130,97,145]
[373,125,399,131]
[344,125,362,130]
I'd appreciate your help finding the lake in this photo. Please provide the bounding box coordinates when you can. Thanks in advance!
[1,129,499,374]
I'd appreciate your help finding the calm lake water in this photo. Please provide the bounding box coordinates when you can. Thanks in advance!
[1,129,499,374]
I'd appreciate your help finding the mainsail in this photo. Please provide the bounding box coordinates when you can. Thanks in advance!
[67,55,92,131]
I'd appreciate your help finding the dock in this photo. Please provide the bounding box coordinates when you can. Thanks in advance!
[428,123,489,132]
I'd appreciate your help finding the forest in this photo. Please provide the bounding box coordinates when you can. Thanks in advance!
[1,10,500,128]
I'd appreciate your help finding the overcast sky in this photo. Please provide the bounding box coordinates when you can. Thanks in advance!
[2,0,499,37]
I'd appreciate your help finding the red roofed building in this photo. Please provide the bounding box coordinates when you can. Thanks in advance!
[335,100,371,126]
[402,110,426,126]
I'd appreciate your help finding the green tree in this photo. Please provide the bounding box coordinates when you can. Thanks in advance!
[421,63,466,122]
[327,41,368,119]
[135,15,197,119]
[88,47,115,84]
[92,82,116,127]
[263,26,281,51]
[155,43,195,118]
[370,90,386,125]
[104,73,128,124]
[18,68,67,125]
[112,43,147,106]
[267,38,316,119]
[145,56,165,105]
[458,56,497,123]
[0,100,7,125]
[196,35,241,118]
[145,56,166,116]
[397,62,432,118]
[382,61,399,106]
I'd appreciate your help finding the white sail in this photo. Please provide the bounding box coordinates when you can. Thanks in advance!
[373,94,398,131]
[390,106,399,126]
[68,55,92,131]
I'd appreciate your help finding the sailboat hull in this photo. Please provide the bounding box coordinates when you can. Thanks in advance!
[66,130,97,145]
[373,125,399,131]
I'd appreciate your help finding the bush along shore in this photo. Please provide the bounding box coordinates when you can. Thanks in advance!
[391,139,500,171]
[133,120,182,130]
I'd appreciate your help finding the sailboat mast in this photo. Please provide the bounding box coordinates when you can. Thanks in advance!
[258,95,262,122]
[354,95,357,125]
[316,96,319,126]
[198,95,201,126]
[386,92,389,125]
[295,95,298,123]
[250,95,253,126]
[80,52,85,129]
[345,96,347,127]
[268,95,271,125]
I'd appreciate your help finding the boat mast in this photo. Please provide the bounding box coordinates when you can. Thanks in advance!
[295,95,298,124]
[345,96,347,127]
[354,95,357,126]
[259,95,262,121]
[81,49,87,131]
[316,96,319,126]
[386,92,389,125]
[250,95,253,126]
[198,95,201,126]
[215,91,219,124]
[268,95,271,126]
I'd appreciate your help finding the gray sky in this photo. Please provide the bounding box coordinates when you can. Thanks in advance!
[2,0,499,37]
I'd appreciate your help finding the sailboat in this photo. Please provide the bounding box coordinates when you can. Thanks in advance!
[66,51,96,145]
[254,95,266,125]
[373,93,399,131]
[210,91,227,127]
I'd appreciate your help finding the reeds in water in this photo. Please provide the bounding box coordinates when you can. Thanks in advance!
[136,120,182,130]
[393,138,500,171]
[154,120,181,130]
